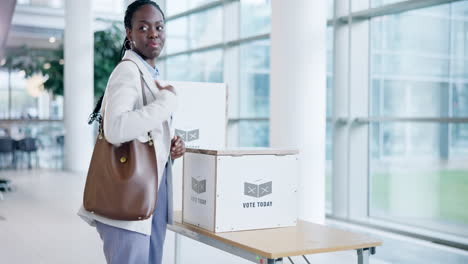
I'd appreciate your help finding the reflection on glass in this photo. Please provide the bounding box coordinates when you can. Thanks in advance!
[166,50,223,82]
[240,40,270,119]
[18,0,124,13]
[451,123,468,157]
[371,2,468,118]
[167,0,189,15]
[0,122,65,169]
[0,92,8,119]
[228,39,272,148]
[241,0,271,38]
[0,70,9,119]
[189,7,223,49]
[10,90,37,119]
[369,2,468,236]
[328,0,334,19]
[17,0,63,8]
[93,0,124,14]
[190,0,217,9]
[167,17,189,54]
[165,55,189,81]
[371,80,446,117]
[371,0,405,8]
[370,122,468,237]
[0,69,63,120]
[166,8,222,54]
[167,0,217,16]
[190,51,223,82]
[238,120,269,147]
[452,84,468,117]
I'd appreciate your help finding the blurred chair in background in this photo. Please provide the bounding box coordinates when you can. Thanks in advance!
[55,135,64,169]
[0,137,14,200]
[16,137,40,169]
[0,137,15,169]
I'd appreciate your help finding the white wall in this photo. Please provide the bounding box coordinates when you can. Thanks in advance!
[270,0,327,224]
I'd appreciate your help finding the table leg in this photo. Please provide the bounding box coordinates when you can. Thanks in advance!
[357,248,371,264]
[175,233,181,264]
[267,258,283,264]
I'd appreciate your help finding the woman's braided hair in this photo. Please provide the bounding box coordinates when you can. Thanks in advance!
[89,0,165,125]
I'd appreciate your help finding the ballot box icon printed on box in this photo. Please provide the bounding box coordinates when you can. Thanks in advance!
[244,180,272,198]
[188,129,199,141]
[191,177,206,194]
[176,129,200,142]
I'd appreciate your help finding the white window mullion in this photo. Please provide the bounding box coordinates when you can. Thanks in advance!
[159,0,168,78]
[331,0,351,219]
[348,16,371,221]
[332,0,371,221]
[223,0,240,147]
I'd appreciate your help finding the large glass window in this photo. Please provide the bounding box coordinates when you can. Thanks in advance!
[241,0,271,38]
[17,0,124,11]
[166,17,189,54]
[164,1,271,148]
[190,8,223,49]
[0,69,63,120]
[165,49,223,82]
[166,7,223,54]
[5,122,65,169]
[0,70,10,119]
[369,1,468,237]
[230,39,271,147]
[238,120,269,147]
[328,0,334,19]
[167,0,189,15]
[17,0,63,8]
[239,40,270,119]
[0,67,64,169]
[93,0,124,14]
[166,0,218,16]
[371,0,406,8]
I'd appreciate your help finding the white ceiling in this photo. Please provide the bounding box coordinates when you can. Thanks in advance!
[0,0,17,58]
[5,4,123,51]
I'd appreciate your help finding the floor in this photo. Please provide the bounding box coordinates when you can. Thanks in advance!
[0,169,465,264]
[0,170,105,264]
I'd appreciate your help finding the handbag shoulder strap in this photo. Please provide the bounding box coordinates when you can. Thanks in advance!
[119,59,148,106]
[98,59,154,145]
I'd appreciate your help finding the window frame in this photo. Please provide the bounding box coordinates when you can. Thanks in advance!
[328,0,468,250]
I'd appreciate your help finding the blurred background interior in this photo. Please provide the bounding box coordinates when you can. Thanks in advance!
[0,0,467,263]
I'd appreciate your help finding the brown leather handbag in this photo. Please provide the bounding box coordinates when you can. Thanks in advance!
[83,59,158,221]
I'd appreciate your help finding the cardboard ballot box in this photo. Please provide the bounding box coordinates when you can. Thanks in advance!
[182,148,299,233]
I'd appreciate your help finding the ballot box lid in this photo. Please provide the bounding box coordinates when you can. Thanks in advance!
[185,148,299,156]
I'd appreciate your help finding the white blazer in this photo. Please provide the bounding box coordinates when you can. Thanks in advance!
[78,50,177,235]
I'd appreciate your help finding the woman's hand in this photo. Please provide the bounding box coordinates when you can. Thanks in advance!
[170,136,185,160]
[155,81,176,95]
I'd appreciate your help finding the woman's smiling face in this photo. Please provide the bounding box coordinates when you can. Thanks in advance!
[126,4,166,63]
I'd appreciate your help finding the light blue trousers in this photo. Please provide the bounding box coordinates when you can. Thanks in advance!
[95,166,168,264]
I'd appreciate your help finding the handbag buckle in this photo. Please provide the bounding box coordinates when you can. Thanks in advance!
[148,132,154,146]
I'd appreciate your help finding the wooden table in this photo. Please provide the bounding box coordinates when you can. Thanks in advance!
[168,211,382,264]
